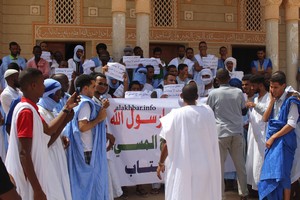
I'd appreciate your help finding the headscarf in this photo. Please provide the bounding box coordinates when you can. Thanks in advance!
[73,45,84,62]
[133,67,147,85]
[38,79,62,111]
[229,78,242,90]
[224,57,237,72]
[107,77,120,89]
[200,69,213,85]
[82,60,95,74]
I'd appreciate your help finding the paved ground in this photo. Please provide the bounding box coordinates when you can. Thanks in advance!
[115,184,259,200]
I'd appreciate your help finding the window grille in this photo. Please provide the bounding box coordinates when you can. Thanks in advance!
[240,0,264,32]
[151,0,177,28]
[48,0,81,25]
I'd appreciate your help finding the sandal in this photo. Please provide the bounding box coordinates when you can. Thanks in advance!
[135,188,148,197]
[150,188,160,195]
[119,193,128,200]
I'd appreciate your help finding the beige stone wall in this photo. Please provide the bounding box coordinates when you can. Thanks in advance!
[83,0,112,26]
[1,0,46,59]
[279,6,287,74]
[178,0,237,30]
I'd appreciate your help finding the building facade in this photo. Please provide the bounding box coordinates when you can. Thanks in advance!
[0,0,299,87]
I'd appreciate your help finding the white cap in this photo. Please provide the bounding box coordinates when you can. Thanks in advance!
[4,69,18,79]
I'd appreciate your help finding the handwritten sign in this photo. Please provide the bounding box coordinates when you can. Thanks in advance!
[125,91,152,99]
[106,63,126,82]
[123,56,141,69]
[163,84,184,98]
[202,56,218,69]
[230,71,244,81]
[113,84,124,98]
[140,58,160,74]
[41,51,52,63]
[54,68,74,80]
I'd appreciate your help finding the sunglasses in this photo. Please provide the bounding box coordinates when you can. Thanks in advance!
[99,82,108,87]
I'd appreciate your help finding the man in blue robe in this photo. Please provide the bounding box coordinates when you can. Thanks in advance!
[65,74,109,200]
[259,71,300,200]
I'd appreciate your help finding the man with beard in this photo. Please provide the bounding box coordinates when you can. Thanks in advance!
[245,75,269,192]
[0,68,22,115]
[169,45,194,77]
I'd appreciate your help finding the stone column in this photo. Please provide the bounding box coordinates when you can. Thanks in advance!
[261,0,282,72]
[135,0,151,57]
[285,0,300,89]
[112,0,126,62]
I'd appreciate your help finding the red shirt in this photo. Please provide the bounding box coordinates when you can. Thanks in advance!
[17,97,44,138]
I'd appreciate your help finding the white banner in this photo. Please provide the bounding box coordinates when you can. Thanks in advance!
[107,98,234,186]
[107,98,180,186]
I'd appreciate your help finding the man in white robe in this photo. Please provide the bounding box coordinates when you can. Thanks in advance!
[245,75,269,190]
[37,78,73,200]
[157,84,221,200]
[5,68,79,200]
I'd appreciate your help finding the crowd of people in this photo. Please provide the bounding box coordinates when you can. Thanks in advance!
[0,40,299,200]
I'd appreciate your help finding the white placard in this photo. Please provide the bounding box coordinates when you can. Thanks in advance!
[123,56,141,69]
[54,68,74,81]
[202,57,218,69]
[140,58,160,74]
[41,51,52,63]
[106,63,126,82]
[113,84,124,98]
[125,91,152,99]
[163,84,184,98]
[230,71,244,81]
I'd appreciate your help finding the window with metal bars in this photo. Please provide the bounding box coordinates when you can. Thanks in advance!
[48,0,81,25]
[240,0,264,32]
[152,0,177,28]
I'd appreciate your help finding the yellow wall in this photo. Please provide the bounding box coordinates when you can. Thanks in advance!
[1,0,46,59]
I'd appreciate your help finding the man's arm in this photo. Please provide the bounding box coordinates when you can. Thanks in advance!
[262,93,275,122]
[157,141,168,180]
[0,158,21,200]
[266,102,299,148]
[48,110,74,147]
[0,189,21,200]
[43,92,79,135]
[266,124,294,148]
[19,138,47,200]
[78,108,107,132]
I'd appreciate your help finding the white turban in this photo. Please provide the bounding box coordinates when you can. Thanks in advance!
[224,57,237,72]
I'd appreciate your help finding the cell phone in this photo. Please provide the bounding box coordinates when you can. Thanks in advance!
[76,87,80,95]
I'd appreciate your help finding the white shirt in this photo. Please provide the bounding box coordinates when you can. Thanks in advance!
[78,103,93,152]
[168,57,194,75]
[273,91,299,128]
[0,85,22,115]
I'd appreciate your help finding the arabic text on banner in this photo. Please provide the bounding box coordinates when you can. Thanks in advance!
[107,98,181,186]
